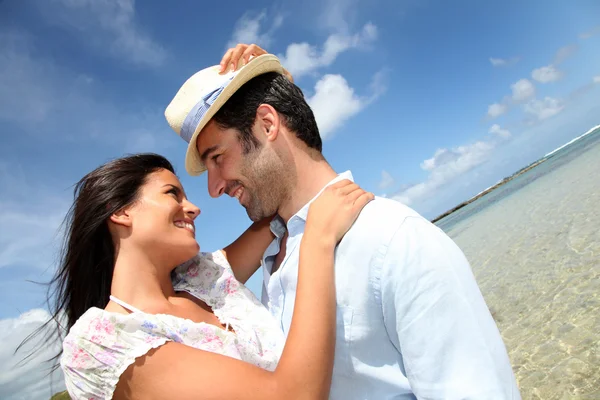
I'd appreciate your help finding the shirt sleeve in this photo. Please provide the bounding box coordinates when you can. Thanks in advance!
[380,216,521,399]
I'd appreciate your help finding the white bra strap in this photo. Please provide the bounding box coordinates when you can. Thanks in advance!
[109,295,143,314]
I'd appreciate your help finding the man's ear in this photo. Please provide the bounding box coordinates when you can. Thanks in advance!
[109,207,133,227]
[256,104,280,142]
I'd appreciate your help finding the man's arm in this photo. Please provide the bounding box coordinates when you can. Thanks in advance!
[381,216,521,399]
[221,218,274,283]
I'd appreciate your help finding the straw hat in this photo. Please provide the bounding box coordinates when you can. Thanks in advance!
[165,54,285,176]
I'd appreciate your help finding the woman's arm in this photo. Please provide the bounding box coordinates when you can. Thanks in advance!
[221,217,274,283]
[114,181,373,400]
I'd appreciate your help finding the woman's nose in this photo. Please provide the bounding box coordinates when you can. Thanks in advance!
[183,199,200,219]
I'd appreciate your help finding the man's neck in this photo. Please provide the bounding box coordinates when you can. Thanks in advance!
[278,156,337,223]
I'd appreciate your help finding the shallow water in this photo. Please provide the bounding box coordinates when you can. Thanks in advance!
[438,130,600,398]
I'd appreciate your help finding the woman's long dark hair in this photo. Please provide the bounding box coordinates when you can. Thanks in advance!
[18,153,175,371]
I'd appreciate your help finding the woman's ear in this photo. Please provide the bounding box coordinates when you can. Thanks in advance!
[109,207,133,227]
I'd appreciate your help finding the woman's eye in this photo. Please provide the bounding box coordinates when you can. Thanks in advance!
[167,188,179,198]
[212,154,222,164]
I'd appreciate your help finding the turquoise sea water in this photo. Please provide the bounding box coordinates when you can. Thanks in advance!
[436,128,600,398]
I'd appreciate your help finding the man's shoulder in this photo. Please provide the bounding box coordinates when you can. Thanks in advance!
[357,196,427,226]
[344,196,437,244]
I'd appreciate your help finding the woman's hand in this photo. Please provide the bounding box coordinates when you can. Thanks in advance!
[219,43,294,82]
[305,180,374,246]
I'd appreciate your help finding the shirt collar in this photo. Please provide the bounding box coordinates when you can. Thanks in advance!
[270,170,354,236]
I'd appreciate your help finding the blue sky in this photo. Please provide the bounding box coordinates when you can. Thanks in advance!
[1,0,599,397]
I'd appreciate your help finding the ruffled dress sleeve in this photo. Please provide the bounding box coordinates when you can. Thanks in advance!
[171,250,236,302]
[60,309,172,400]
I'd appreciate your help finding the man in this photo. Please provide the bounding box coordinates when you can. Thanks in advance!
[165,45,520,399]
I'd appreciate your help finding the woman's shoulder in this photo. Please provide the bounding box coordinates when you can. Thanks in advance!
[61,308,170,399]
[171,251,234,302]
[173,250,231,278]
[63,307,118,348]
[61,308,172,370]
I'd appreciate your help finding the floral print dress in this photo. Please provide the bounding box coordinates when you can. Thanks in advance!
[60,251,285,399]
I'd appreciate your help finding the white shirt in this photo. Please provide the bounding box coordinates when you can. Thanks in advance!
[261,171,520,399]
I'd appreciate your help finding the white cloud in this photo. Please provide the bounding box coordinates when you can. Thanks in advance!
[489,57,519,67]
[579,26,600,39]
[593,76,600,84]
[394,141,495,206]
[226,10,284,49]
[40,0,166,67]
[553,44,578,65]
[279,23,378,78]
[378,170,395,190]
[489,124,511,139]
[511,79,536,102]
[308,75,362,138]
[532,65,563,83]
[487,102,508,118]
[524,97,565,121]
[489,58,505,67]
[319,0,360,33]
[0,309,66,400]
[368,68,389,98]
[307,71,385,138]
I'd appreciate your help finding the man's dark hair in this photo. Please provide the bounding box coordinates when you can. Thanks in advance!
[213,72,322,154]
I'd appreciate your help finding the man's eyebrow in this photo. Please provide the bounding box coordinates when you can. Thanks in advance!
[200,145,220,163]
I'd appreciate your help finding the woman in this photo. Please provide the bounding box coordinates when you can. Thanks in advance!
[54,152,372,399]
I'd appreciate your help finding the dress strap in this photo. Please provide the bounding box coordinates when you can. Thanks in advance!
[109,295,143,314]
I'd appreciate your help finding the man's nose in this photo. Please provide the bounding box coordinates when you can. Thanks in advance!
[207,170,226,198]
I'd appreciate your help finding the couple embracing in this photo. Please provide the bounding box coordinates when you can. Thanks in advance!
[54,44,520,399]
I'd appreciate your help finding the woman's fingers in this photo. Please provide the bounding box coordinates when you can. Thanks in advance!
[219,44,268,74]
[242,44,267,65]
[219,48,234,73]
